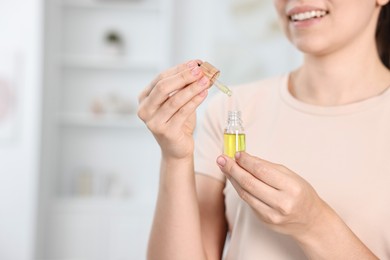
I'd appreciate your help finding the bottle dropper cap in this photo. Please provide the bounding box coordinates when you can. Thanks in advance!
[199,62,220,84]
[199,62,232,96]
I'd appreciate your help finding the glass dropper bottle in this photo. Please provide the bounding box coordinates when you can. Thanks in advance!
[198,62,232,96]
[198,62,244,157]
[224,110,246,158]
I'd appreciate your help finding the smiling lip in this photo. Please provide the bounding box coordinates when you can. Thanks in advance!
[287,6,329,25]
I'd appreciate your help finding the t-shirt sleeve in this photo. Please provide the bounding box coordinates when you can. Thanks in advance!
[194,95,227,183]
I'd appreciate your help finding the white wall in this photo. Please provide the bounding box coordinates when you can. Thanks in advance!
[171,0,218,64]
[0,1,43,260]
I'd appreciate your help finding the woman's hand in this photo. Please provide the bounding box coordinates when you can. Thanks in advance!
[138,60,210,160]
[216,152,327,239]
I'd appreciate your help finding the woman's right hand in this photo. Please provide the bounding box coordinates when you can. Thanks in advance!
[137,60,210,160]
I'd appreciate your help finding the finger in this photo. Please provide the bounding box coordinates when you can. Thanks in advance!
[150,60,203,91]
[227,174,282,225]
[234,152,288,190]
[138,59,202,103]
[138,63,205,122]
[216,155,281,209]
[168,89,208,129]
[152,76,210,124]
[145,87,208,135]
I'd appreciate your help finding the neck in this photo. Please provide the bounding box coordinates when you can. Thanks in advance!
[291,35,390,106]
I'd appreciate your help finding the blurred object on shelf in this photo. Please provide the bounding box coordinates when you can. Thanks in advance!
[73,167,130,198]
[103,29,125,56]
[103,93,121,114]
[90,92,136,116]
[105,173,129,198]
[0,50,21,141]
[90,98,105,115]
[0,79,12,122]
[75,167,94,196]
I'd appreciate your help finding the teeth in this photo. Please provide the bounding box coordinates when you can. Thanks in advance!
[290,10,327,22]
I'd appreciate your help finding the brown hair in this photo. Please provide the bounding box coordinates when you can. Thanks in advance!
[377,3,390,68]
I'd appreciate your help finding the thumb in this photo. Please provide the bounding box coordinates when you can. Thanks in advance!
[216,154,236,177]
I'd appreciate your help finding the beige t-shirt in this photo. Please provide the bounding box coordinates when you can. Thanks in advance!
[194,75,390,259]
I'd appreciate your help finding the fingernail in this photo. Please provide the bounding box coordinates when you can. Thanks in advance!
[191,67,201,76]
[235,152,241,160]
[187,60,197,69]
[198,76,209,86]
[217,156,226,167]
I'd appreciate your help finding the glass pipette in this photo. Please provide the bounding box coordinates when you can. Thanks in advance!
[213,79,232,97]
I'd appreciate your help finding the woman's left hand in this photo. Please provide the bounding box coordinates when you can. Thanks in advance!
[216,151,328,239]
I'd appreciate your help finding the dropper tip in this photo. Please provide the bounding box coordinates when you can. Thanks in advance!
[214,79,233,97]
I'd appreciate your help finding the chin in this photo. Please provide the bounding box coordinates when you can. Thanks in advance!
[290,37,330,56]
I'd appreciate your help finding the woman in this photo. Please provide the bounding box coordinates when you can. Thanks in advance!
[138,0,390,259]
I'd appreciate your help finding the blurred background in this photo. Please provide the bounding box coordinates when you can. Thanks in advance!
[0,0,300,259]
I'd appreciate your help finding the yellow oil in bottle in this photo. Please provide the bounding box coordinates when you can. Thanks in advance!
[224,133,246,158]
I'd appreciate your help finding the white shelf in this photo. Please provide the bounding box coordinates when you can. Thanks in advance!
[59,55,160,71]
[59,113,145,129]
[41,0,171,258]
[60,0,160,12]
